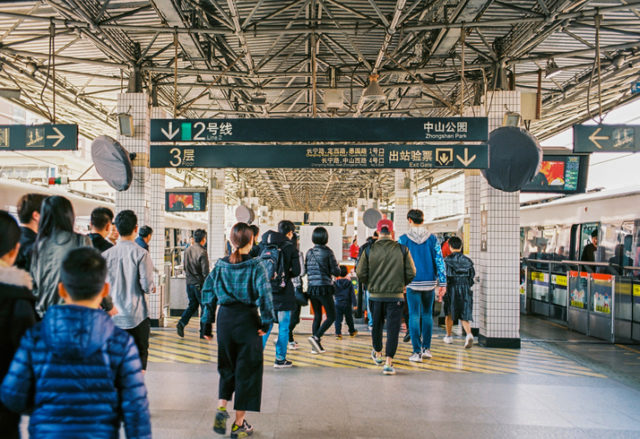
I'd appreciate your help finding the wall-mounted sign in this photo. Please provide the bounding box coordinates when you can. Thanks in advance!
[150,144,489,169]
[165,188,208,212]
[480,209,488,252]
[0,124,78,150]
[573,124,640,153]
[150,117,488,143]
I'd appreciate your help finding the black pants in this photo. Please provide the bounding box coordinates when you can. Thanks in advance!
[179,284,212,336]
[370,300,403,359]
[126,318,150,370]
[217,304,263,412]
[334,303,356,335]
[0,409,20,439]
[289,305,301,342]
[310,295,336,339]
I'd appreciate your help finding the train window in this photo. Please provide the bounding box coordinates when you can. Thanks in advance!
[579,222,600,262]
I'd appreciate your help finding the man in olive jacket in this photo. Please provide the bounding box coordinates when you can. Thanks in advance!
[356,218,416,375]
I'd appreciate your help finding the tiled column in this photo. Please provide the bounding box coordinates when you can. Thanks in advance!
[115,93,163,326]
[477,91,521,348]
[394,169,412,237]
[208,169,226,263]
[356,197,374,246]
[149,107,168,326]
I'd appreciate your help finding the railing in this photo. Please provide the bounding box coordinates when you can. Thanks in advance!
[521,258,639,343]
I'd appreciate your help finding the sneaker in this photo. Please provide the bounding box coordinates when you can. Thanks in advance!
[421,349,432,359]
[310,349,320,354]
[443,335,453,344]
[371,350,383,366]
[382,364,396,375]
[230,420,254,438]
[336,334,343,340]
[403,333,411,343]
[288,341,299,350]
[308,336,321,353]
[465,334,474,349]
[274,359,293,369]
[349,330,358,337]
[316,337,326,353]
[213,407,229,435]
[409,352,422,362]
[176,322,185,338]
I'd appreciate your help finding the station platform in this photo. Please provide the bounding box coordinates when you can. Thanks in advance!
[131,316,640,439]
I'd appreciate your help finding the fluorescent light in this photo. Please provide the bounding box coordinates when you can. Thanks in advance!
[0,88,20,99]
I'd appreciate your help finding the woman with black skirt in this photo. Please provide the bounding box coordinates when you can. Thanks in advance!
[202,222,274,439]
[306,227,341,354]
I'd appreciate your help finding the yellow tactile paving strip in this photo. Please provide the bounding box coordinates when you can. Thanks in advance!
[149,319,605,378]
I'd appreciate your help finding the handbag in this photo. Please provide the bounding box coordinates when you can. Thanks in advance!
[294,286,308,306]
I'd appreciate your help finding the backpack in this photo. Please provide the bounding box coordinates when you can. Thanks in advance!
[259,243,287,293]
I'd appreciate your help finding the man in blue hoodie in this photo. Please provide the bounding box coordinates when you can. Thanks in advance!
[1,247,151,439]
[398,209,446,362]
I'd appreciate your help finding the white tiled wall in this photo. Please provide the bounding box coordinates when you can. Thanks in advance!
[468,93,521,341]
[208,169,226,263]
[394,170,411,237]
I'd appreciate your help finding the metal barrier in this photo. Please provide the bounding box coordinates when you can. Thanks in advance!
[522,258,640,343]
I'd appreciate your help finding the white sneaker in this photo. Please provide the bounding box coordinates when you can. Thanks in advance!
[288,341,299,350]
[409,352,422,362]
[443,335,453,344]
[465,334,474,349]
[421,349,432,359]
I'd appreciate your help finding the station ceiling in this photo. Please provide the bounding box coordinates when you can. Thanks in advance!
[1,0,639,210]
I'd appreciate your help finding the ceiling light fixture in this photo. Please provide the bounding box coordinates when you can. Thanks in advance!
[117,113,135,137]
[545,59,561,79]
[363,74,386,102]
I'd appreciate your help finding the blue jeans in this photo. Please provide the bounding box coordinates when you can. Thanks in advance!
[262,310,291,361]
[406,288,435,353]
[365,290,373,326]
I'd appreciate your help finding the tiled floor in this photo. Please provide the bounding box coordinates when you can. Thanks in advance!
[138,318,640,438]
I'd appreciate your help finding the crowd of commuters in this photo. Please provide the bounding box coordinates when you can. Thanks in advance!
[0,193,476,438]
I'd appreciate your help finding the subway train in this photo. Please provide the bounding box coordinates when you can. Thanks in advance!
[0,178,208,262]
[426,185,640,268]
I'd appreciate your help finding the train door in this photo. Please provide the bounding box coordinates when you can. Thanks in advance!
[578,222,600,262]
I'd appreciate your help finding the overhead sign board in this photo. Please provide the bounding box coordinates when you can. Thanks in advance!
[150,144,488,169]
[573,124,640,153]
[150,117,488,143]
[0,124,78,150]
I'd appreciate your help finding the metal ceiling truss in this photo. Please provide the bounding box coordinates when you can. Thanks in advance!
[1,0,640,209]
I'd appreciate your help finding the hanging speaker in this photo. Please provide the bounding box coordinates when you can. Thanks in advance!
[362,208,382,229]
[235,205,255,223]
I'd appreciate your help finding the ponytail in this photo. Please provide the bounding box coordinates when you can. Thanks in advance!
[228,222,253,264]
[229,248,242,264]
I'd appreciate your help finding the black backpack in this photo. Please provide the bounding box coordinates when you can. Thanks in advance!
[259,243,287,293]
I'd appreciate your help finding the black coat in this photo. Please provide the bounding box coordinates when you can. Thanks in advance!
[305,245,340,288]
[0,265,37,434]
[15,227,36,272]
[445,252,475,322]
[258,231,301,312]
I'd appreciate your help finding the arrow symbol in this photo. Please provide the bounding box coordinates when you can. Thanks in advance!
[161,122,179,140]
[588,127,609,149]
[456,148,476,167]
[46,127,65,147]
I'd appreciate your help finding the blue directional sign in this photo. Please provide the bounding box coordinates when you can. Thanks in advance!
[150,144,488,169]
[150,117,488,143]
[573,124,640,153]
[0,124,78,150]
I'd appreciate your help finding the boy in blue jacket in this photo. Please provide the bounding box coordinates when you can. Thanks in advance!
[334,265,358,339]
[1,247,151,439]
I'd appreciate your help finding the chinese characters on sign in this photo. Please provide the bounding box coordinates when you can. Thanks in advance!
[151,117,488,143]
[423,120,469,140]
[150,144,488,169]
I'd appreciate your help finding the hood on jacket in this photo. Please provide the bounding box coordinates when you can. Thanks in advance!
[0,265,32,290]
[406,226,431,245]
[260,230,289,246]
[42,305,115,358]
[446,252,474,274]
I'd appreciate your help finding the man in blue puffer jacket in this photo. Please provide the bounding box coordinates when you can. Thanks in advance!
[1,247,151,439]
[398,209,446,363]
